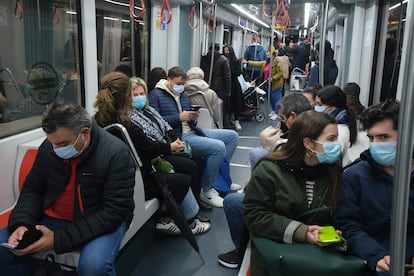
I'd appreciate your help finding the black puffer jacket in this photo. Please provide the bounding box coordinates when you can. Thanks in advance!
[200,51,231,100]
[8,121,135,254]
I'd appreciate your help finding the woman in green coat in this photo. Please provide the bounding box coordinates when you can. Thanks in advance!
[243,110,343,275]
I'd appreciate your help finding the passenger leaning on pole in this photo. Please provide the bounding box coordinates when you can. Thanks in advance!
[0,102,135,276]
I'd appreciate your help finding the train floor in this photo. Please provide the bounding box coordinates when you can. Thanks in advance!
[127,105,276,276]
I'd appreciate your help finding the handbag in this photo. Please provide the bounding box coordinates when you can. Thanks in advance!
[251,236,370,276]
[171,141,192,158]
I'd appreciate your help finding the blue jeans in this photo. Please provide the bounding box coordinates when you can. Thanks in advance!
[182,128,239,190]
[180,188,199,220]
[270,87,282,114]
[249,146,269,170]
[223,193,245,251]
[0,215,127,276]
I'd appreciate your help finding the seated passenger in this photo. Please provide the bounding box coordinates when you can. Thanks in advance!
[129,77,209,211]
[249,93,312,169]
[314,85,358,166]
[336,100,414,275]
[94,72,210,235]
[243,110,342,275]
[343,82,365,117]
[0,102,135,275]
[302,84,322,108]
[184,67,222,128]
[149,67,239,208]
[148,67,167,93]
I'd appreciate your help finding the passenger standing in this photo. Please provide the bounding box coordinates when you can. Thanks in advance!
[283,36,309,71]
[200,44,232,129]
[243,110,342,276]
[307,40,338,87]
[0,102,135,275]
[243,48,284,120]
[149,67,239,208]
[336,100,414,275]
[94,72,211,234]
[243,35,267,81]
[184,67,222,128]
[223,45,244,131]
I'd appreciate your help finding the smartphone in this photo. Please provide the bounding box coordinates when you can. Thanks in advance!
[191,105,201,111]
[318,226,341,244]
[0,242,17,250]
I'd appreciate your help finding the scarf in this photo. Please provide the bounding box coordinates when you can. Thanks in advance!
[129,106,173,142]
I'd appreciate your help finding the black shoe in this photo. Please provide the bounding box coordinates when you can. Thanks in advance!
[218,249,241,269]
[197,214,210,223]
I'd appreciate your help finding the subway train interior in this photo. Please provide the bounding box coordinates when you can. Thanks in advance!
[0,0,413,275]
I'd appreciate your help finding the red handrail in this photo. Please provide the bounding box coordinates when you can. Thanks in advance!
[14,0,23,20]
[188,0,199,29]
[206,4,216,32]
[129,0,145,19]
[160,0,172,24]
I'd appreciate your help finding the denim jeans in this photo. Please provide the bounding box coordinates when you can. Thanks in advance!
[249,146,269,170]
[223,193,245,251]
[0,215,126,276]
[270,87,283,114]
[180,188,199,220]
[182,128,239,190]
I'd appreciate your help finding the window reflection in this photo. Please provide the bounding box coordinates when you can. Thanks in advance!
[0,0,81,138]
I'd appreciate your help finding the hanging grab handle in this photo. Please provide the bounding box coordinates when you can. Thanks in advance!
[14,0,23,20]
[261,0,278,18]
[52,4,60,24]
[207,4,216,32]
[129,0,145,19]
[160,0,172,24]
[188,0,199,29]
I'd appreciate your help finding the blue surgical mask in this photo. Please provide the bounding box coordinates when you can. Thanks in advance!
[132,95,146,110]
[53,133,85,159]
[314,105,327,113]
[369,141,397,167]
[312,141,342,164]
[172,85,185,94]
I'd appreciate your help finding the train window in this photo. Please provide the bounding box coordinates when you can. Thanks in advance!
[95,0,150,79]
[0,1,82,138]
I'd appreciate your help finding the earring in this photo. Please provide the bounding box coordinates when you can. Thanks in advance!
[305,149,313,158]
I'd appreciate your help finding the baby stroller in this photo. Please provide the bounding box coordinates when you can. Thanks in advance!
[290,67,307,92]
[238,83,265,122]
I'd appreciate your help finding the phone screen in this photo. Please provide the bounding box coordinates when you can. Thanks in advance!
[191,105,201,111]
[0,242,17,250]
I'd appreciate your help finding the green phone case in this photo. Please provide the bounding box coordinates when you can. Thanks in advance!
[318,226,341,244]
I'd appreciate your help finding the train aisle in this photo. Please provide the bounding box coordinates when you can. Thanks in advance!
[129,116,271,276]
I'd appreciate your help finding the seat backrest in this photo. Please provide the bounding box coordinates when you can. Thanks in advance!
[188,91,220,129]
[197,108,215,129]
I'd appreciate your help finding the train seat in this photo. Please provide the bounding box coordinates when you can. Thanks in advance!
[197,107,216,129]
[188,91,223,129]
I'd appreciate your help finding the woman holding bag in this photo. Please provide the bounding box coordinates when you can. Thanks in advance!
[243,110,347,275]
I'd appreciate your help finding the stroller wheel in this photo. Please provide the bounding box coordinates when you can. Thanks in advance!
[255,112,265,122]
[259,96,265,103]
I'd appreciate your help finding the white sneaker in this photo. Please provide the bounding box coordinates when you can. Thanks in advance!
[230,183,242,191]
[268,111,275,117]
[155,217,181,235]
[191,218,211,235]
[270,114,279,121]
[200,188,224,208]
[233,120,242,131]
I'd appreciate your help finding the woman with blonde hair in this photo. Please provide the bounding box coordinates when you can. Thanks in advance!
[95,72,210,235]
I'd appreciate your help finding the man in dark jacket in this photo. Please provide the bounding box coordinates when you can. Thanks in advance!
[336,100,414,275]
[200,44,232,128]
[0,103,135,275]
[243,35,266,81]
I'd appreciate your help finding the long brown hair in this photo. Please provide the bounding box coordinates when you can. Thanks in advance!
[266,110,342,206]
[94,71,132,127]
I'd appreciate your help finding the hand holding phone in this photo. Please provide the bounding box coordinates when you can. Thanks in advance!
[318,226,341,245]
[191,105,201,111]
